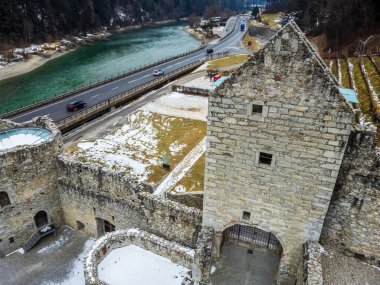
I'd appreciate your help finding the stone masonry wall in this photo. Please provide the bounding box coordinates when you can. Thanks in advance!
[321,127,380,264]
[202,21,354,283]
[295,242,323,285]
[58,156,203,248]
[84,228,195,285]
[0,117,63,256]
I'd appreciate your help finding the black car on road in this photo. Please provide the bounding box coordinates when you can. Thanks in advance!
[66,101,87,111]
[206,48,214,54]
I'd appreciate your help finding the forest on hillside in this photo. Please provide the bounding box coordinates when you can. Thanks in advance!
[0,0,245,48]
[264,0,380,49]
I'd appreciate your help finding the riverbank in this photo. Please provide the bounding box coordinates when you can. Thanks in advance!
[0,49,76,81]
[0,19,190,83]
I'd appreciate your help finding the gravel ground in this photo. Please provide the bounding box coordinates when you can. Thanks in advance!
[321,247,380,285]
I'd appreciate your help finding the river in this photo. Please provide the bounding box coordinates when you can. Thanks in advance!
[0,21,200,115]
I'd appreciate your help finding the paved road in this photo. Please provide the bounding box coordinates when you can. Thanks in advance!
[9,16,249,123]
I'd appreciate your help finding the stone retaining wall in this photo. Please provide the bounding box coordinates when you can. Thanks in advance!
[84,228,195,285]
[321,127,380,264]
[295,242,323,285]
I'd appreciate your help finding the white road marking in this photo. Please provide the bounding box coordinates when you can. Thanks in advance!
[11,18,245,121]
[91,94,101,98]
[111,87,119,90]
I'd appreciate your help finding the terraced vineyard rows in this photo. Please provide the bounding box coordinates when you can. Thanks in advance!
[324,55,380,144]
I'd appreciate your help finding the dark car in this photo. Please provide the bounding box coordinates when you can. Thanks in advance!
[66,101,87,111]
[206,48,214,54]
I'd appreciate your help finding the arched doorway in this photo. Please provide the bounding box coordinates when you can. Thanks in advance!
[211,224,283,285]
[34,210,49,228]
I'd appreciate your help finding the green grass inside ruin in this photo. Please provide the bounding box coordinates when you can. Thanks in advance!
[65,110,207,184]
[147,112,206,183]
[349,57,372,115]
[207,54,249,70]
[173,153,205,192]
[363,57,380,100]
[339,59,351,88]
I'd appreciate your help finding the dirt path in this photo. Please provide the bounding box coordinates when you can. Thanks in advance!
[153,137,206,195]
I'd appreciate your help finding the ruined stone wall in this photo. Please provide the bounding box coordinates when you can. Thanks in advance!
[295,242,323,285]
[202,21,354,282]
[84,229,195,285]
[58,157,203,248]
[321,128,380,264]
[0,117,63,256]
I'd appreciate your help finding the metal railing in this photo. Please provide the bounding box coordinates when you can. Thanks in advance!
[56,60,205,131]
[23,223,55,252]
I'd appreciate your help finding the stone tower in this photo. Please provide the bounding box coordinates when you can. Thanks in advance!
[202,21,354,283]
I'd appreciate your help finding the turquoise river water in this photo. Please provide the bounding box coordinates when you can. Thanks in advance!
[0,21,200,115]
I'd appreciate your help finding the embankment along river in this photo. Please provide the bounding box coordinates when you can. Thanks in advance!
[0,21,200,115]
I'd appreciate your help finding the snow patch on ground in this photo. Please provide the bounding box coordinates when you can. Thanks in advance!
[143,92,208,121]
[337,59,342,85]
[348,61,357,92]
[42,239,95,285]
[98,245,189,285]
[0,134,48,151]
[174,185,186,193]
[183,76,212,90]
[37,235,69,254]
[193,62,209,72]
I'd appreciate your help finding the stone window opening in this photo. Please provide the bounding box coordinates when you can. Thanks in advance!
[242,211,251,220]
[104,220,115,233]
[76,220,85,230]
[251,104,263,115]
[9,237,14,243]
[0,191,11,207]
[259,152,273,165]
[351,197,364,210]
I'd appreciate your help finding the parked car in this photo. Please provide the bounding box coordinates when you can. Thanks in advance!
[66,101,87,111]
[152,69,164,76]
[206,48,214,54]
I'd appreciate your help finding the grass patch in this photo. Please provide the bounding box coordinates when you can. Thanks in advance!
[259,13,283,30]
[349,57,371,114]
[340,59,351,88]
[173,154,205,192]
[242,33,261,51]
[147,113,206,183]
[207,54,249,70]
[68,110,206,184]
[363,57,380,100]
[373,55,380,67]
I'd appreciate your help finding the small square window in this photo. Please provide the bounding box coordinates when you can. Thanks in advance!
[9,237,14,243]
[251,104,263,115]
[242,211,251,220]
[247,249,253,254]
[259,152,273,165]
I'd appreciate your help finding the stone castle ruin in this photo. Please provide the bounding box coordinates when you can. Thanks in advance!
[0,21,379,285]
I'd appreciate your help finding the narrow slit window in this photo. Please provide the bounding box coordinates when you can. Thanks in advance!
[259,152,273,165]
[251,104,263,115]
[242,211,251,220]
